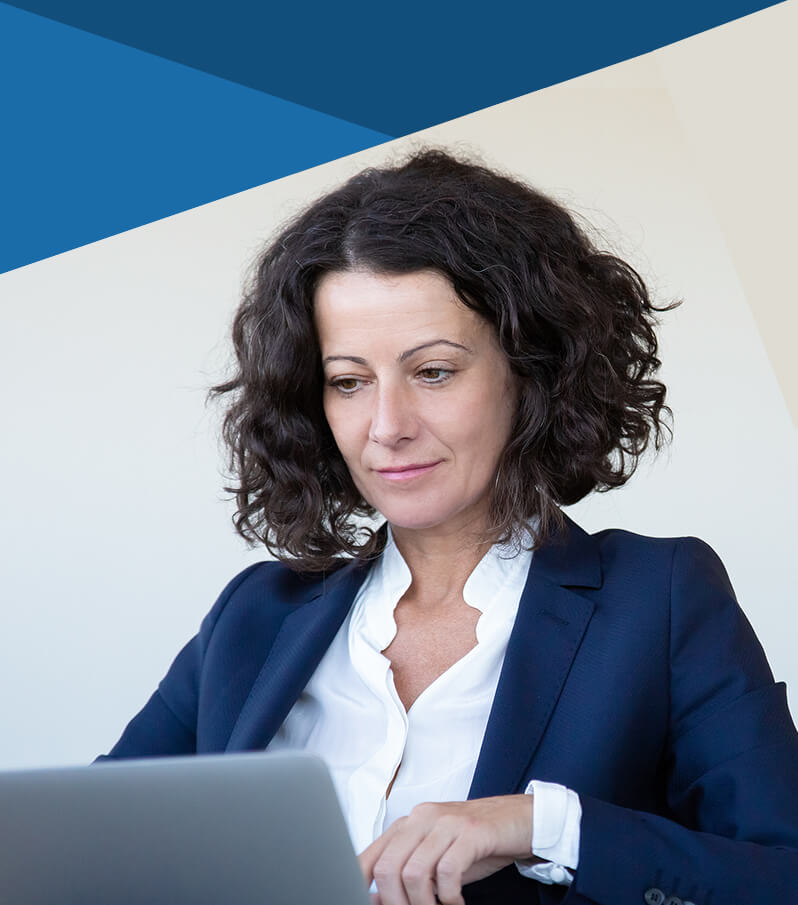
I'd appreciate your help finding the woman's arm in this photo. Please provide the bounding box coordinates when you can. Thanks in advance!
[560,537,798,904]
[565,690,798,903]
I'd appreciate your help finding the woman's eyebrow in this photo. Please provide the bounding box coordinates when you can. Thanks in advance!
[323,339,473,367]
[398,339,473,362]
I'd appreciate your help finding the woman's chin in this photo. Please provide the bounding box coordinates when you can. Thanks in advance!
[374,504,453,534]
[376,502,484,536]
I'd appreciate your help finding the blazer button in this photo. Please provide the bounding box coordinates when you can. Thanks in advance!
[663,897,683,905]
[644,889,665,905]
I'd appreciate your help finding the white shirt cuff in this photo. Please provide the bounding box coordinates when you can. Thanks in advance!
[514,779,581,886]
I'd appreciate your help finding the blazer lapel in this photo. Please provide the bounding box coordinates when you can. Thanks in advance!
[469,515,600,799]
[226,557,371,752]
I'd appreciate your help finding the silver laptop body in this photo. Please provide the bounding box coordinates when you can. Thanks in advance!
[0,751,371,905]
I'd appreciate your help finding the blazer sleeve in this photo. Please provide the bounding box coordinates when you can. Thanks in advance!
[96,562,266,761]
[561,537,798,905]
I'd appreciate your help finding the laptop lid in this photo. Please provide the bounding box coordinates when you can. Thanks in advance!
[0,751,372,905]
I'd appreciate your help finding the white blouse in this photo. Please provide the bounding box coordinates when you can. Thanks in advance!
[266,524,580,886]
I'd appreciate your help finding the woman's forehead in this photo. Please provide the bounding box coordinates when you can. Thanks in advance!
[313,269,486,350]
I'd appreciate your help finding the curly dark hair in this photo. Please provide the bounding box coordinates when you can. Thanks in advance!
[210,147,675,572]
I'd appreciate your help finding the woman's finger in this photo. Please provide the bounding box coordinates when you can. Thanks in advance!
[394,821,462,905]
[432,832,481,905]
[369,819,431,905]
[359,817,405,886]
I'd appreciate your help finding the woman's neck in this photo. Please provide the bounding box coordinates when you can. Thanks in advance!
[388,519,499,608]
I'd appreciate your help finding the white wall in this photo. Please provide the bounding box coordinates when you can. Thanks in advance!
[1,2,796,769]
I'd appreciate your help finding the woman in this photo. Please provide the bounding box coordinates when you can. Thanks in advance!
[102,149,798,904]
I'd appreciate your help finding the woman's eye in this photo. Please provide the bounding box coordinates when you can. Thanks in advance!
[329,369,453,395]
[418,367,453,383]
[330,377,361,394]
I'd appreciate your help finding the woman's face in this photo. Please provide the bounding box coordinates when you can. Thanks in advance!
[315,269,518,537]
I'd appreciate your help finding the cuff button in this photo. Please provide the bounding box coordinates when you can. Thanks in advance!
[550,866,567,884]
[644,889,665,905]
[663,897,683,905]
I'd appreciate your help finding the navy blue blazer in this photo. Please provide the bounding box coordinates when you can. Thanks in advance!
[102,516,798,904]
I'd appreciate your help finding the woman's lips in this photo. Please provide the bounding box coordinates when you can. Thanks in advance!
[376,461,442,482]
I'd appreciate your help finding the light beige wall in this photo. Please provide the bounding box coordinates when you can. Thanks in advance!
[1,2,795,768]
[657,0,798,426]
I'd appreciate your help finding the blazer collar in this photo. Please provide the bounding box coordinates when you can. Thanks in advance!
[225,556,372,751]
[529,511,603,589]
[468,513,601,798]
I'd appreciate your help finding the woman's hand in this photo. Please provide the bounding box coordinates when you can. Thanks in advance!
[358,794,537,905]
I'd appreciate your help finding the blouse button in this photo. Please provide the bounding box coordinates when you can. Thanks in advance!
[643,890,665,905]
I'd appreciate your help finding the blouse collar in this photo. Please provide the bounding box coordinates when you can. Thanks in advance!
[355,522,535,650]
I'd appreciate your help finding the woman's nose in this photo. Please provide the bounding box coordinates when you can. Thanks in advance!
[368,382,417,446]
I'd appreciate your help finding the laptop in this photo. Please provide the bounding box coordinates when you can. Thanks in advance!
[0,751,372,905]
